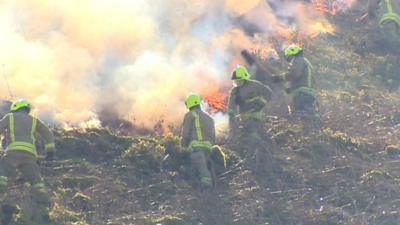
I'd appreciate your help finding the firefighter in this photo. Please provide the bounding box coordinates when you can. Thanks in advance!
[283,45,316,115]
[228,65,272,134]
[365,0,400,89]
[228,65,272,171]
[0,99,55,205]
[366,0,400,53]
[180,93,216,190]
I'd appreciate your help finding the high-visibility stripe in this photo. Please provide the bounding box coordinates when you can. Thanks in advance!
[8,141,35,148]
[240,111,265,121]
[381,13,400,24]
[45,143,55,150]
[9,114,15,142]
[8,141,37,156]
[385,0,394,13]
[380,0,400,25]
[304,58,314,88]
[192,111,203,141]
[245,96,267,104]
[189,111,213,149]
[190,140,212,149]
[7,114,38,156]
[8,141,36,149]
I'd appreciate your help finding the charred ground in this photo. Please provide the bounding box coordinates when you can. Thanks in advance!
[3,3,400,225]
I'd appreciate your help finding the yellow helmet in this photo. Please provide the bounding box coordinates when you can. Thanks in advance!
[284,44,303,59]
[10,99,31,112]
[231,65,251,80]
[185,93,202,109]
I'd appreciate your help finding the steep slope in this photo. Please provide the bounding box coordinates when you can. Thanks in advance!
[3,3,400,225]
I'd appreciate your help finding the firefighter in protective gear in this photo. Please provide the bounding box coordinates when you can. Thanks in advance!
[366,0,400,53]
[228,65,272,171]
[0,99,55,205]
[283,45,316,115]
[181,93,216,189]
[228,65,272,131]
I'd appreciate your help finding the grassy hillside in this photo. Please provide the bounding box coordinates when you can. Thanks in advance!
[3,4,400,225]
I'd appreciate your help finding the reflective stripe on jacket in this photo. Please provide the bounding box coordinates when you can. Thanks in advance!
[180,108,215,149]
[228,80,272,118]
[7,113,37,155]
[380,0,400,26]
[0,112,55,157]
[189,111,213,149]
[239,111,265,121]
[287,56,315,97]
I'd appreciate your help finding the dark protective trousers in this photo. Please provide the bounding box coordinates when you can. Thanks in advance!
[240,118,268,173]
[293,90,316,114]
[0,150,41,185]
[0,150,50,205]
[190,147,212,187]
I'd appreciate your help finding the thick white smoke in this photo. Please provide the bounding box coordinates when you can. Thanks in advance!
[0,0,355,132]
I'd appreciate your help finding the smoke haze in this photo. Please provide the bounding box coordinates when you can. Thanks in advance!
[0,0,355,131]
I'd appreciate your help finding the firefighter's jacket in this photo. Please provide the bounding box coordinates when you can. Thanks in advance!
[0,112,55,157]
[286,56,315,96]
[368,0,400,26]
[181,107,216,149]
[228,80,272,120]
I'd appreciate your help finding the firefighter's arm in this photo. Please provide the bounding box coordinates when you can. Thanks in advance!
[0,114,9,132]
[248,82,271,111]
[180,113,193,148]
[36,119,55,152]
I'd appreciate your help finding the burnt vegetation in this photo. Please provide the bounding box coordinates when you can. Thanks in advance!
[3,2,400,225]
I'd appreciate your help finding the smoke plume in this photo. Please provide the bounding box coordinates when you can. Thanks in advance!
[0,0,355,131]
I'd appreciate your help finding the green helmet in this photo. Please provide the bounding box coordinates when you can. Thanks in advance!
[10,99,31,112]
[185,93,202,109]
[284,44,303,58]
[231,65,251,80]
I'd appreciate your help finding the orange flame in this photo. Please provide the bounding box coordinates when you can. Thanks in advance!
[308,21,336,38]
[200,82,228,114]
[312,0,338,15]
[153,119,173,135]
